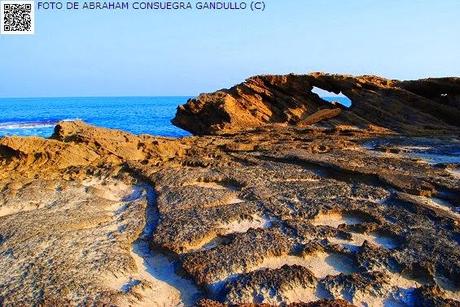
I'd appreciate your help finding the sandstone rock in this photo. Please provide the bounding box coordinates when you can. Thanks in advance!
[397,77,460,109]
[1,121,459,306]
[0,121,188,181]
[299,108,342,127]
[52,120,188,162]
[1,73,460,306]
[173,73,460,135]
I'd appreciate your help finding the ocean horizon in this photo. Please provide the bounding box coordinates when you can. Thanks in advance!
[0,96,192,138]
[0,96,351,138]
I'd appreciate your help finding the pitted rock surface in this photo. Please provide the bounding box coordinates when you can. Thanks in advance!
[1,74,460,306]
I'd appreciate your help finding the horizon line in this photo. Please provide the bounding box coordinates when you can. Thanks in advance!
[0,95,195,99]
[0,94,347,99]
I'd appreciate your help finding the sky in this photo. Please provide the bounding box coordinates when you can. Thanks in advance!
[0,0,459,97]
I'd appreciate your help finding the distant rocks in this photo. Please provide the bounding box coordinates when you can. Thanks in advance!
[172,73,460,135]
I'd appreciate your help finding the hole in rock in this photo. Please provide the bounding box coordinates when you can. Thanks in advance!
[311,86,352,108]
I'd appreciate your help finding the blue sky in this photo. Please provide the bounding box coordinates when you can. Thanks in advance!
[0,0,459,97]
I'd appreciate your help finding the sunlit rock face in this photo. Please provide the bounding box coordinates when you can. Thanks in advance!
[173,73,460,135]
[1,73,460,306]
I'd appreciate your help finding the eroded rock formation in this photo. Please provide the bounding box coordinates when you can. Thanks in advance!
[173,73,460,135]
[1,73,460,306]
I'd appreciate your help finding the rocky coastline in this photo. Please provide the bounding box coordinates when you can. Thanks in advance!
[0,73,459,306]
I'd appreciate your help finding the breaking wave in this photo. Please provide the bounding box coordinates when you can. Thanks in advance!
[0,119,79,130]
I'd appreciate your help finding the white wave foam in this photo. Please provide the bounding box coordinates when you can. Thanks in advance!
[0,119,80,130]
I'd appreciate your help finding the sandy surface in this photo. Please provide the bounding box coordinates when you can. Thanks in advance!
[218,214,272,235]
[105,184,202,307]
[186,214,271,252]
[282,284,323,304]
[328,232,399,251]
[258,252,358,279]
[311,211,363,228]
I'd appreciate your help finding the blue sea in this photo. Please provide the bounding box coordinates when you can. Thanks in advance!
[0,96,351,138]
[0,97,192,138]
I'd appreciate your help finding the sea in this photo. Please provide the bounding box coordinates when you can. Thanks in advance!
[0,97,192,138]
[0,96,351,138]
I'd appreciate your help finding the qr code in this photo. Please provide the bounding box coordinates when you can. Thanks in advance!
[1,1,34,34]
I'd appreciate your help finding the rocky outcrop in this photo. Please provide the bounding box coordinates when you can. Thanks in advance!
[397,77,460,108]
[172,73,460,135]
[1,73,460,306]
[1,120,460,306]
[0,120,188,181]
